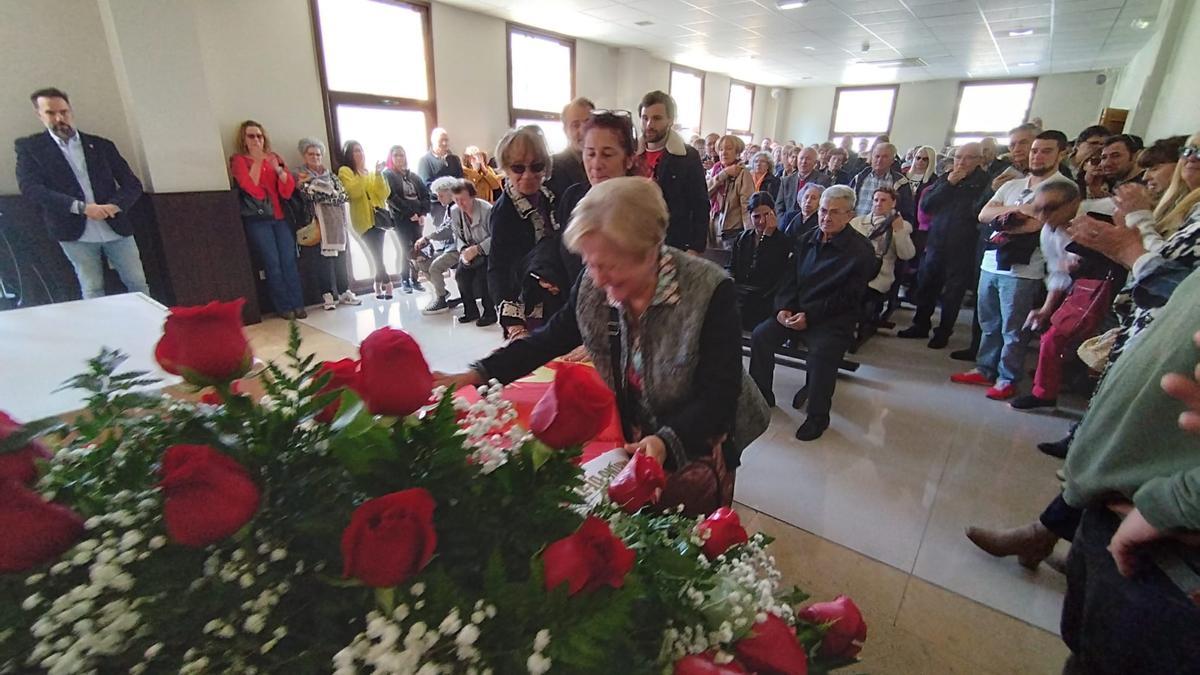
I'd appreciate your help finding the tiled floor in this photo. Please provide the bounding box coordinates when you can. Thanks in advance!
[244,286,1075,674]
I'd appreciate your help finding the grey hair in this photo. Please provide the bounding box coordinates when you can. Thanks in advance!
[1035,179,1080,203]
[297,137,326,155]
[800,182,826,198]
[751,151,774,171]
[821,184,856,209]
[430,176,460,194]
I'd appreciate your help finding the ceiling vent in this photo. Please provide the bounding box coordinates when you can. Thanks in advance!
[634,20,654,26]
[860,57,927,68]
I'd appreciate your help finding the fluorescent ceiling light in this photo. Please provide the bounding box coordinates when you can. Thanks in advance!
[777,0,809,9]
[1007,28,1035,37]
[1016,61,1037,67]
[803,46,816,51]
[1131,18,1151,30]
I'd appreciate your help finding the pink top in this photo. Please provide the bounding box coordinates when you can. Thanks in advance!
[230,153,296,220]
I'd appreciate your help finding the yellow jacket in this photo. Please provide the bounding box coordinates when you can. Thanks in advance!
[463,164,502,202]
[337,167,391,234]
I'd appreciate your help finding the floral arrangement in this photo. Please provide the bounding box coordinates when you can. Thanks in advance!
[0,299,866,674]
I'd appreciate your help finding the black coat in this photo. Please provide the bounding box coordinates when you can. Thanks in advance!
[919,168,992,253]
[545,150,586,201]
[384,169,431,224]
[15,131,143,242]
[642,136,710,253]
[487,190,559,328]
[775,225,877,330]
[728,229,791,295]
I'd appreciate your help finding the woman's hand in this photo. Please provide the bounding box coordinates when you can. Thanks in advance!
[1113,183,1155,216]
[626,435,667,467]
[1067,214,1146,269]
[560,345,591,363]
[374,160,387,173]
[432,370,483,391]
[1162,330,1200,435]
[506,325,531,341]
[725,164,743,179]
[461,245,480,264]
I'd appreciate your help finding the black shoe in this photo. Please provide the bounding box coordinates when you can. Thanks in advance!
[950,348,977,362]
[422,296,450,314]
[794,416,829,441]
[1038,437,1070,459]
[295,308,308,319]
[1011,394,1057,410]
[447,296,464,308]
[791,385,809,410]
[458,314,479,324]
[401,281,414,294]
[279,310,296,320]
[897,326,928,339]
[475,315,498,327]
[927,332,949,349]
[411,280,425,292]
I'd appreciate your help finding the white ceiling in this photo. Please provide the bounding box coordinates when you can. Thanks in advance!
[435,0,1163,87]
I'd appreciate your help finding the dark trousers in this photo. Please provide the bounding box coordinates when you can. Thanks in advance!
[1040,493,1083,541]
[318,252,351,297]
[245,218,304,313]
[911,244,974,336]
[360,226,391,284]
[736,287,773,332]
[1061,508,1200,675]
[456,262,494,319]
[749,316,852,421]
[395,220,420,283]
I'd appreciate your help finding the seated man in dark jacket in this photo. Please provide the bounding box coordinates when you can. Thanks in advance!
[729,192,792,331]
[749,185,877,441]
[898,142,991,348]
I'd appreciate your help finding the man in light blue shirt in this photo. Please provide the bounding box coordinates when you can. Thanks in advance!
[15,87,148,299]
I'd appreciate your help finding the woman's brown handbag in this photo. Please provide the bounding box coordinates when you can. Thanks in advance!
[658,438,735,516]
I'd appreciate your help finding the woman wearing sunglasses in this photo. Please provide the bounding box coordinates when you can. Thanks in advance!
[487,125,560,339]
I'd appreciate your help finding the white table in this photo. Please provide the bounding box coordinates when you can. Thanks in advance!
[0,293,180,421]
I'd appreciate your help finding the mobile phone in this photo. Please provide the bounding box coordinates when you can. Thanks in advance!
[1086,211,1115,224]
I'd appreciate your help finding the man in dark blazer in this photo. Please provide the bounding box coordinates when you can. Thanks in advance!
[775,146,831,214]
[636,91,710,253]
[15,87,147,299]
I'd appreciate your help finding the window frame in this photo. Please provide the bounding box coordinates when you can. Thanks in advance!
[308,0,438,161]
[670,63,706,137]
[506,22,577,130]
[947,77,1039,147]
[725,79,755,138]
[828,84,899,141]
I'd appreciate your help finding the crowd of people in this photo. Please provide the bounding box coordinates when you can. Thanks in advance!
[15,84,1200,672]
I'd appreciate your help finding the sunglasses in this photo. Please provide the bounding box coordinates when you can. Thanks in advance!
[591,109,632,119]
[509,162,546,175]
[1182,145,1200,159]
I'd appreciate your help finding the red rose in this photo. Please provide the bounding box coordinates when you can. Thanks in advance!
[529,362,616,449]
[357,328,433,417]
[159,445,260,547]
[0,412,51,485]
[154,299,252,386]
[341,488,437,588]
[697,507,748,559]
[607,452,666,513]
[543,515,635,595]
[734,613,809,675]
[0,479,84,573]
[314,359,360,423]
[797,595,867,660]
[199,381,244,406]
[674,652,748,674]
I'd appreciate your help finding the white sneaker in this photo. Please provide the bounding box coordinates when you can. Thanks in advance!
[338,291,362,306]
[322,292,337,311]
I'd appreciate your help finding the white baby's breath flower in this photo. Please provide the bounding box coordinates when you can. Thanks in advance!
[527,652,552,675]
[533,629,551,653]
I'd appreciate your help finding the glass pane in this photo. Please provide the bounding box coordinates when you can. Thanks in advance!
[671,69,703,137]
[335,104,428,172]
[953,82,1035,134]
[832,88,896,134]
[951,135,988,146]
[513,118,567,155]
[317,0,428,100]
[510,31,572,114]
[727,84,753,132]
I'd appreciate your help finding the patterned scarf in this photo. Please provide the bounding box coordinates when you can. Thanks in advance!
[505,182,558,241]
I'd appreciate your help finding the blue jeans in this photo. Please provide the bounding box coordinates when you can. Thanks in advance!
[59,236,149,299]
[245,218,304,313]
[975,269,1040,385]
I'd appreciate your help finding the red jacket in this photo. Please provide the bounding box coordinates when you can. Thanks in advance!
[230,153,295,220]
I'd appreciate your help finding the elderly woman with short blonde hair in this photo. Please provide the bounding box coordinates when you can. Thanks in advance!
[487,125,560,338]
[437,177,769,514]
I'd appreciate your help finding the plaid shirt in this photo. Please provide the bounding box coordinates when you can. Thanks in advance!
[854,171,895,217]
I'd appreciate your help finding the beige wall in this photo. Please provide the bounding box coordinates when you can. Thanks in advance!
[430,2,509,157]
[0,0,140,194]
[783,71,1110,152]
[1145,0,1200,140]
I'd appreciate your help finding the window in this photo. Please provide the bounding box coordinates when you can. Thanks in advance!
[726,81,754,140]
[949,79,1037,147]
[670,65,704,140]
[830,85,898,150]
[312,0,435,284]
[508,25,575,154]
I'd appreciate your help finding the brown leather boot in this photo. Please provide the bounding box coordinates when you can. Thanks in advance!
[965,522,1058,570]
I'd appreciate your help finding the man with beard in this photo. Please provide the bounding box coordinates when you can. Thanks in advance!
[545,97,594,200]
[1099,134,1145,188]
[636,90,709,253]
[951,131,1075,401]
[15,87,148,299]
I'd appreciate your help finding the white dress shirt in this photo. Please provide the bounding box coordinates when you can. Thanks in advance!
[50,129,122,243]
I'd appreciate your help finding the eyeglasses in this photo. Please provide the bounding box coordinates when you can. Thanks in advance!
[591,109,632,119]
[1182,145,1200,159]
[509,162,547,175]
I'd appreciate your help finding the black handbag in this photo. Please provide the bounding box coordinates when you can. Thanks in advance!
[372,206,396,231]
[238,190,274,220]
